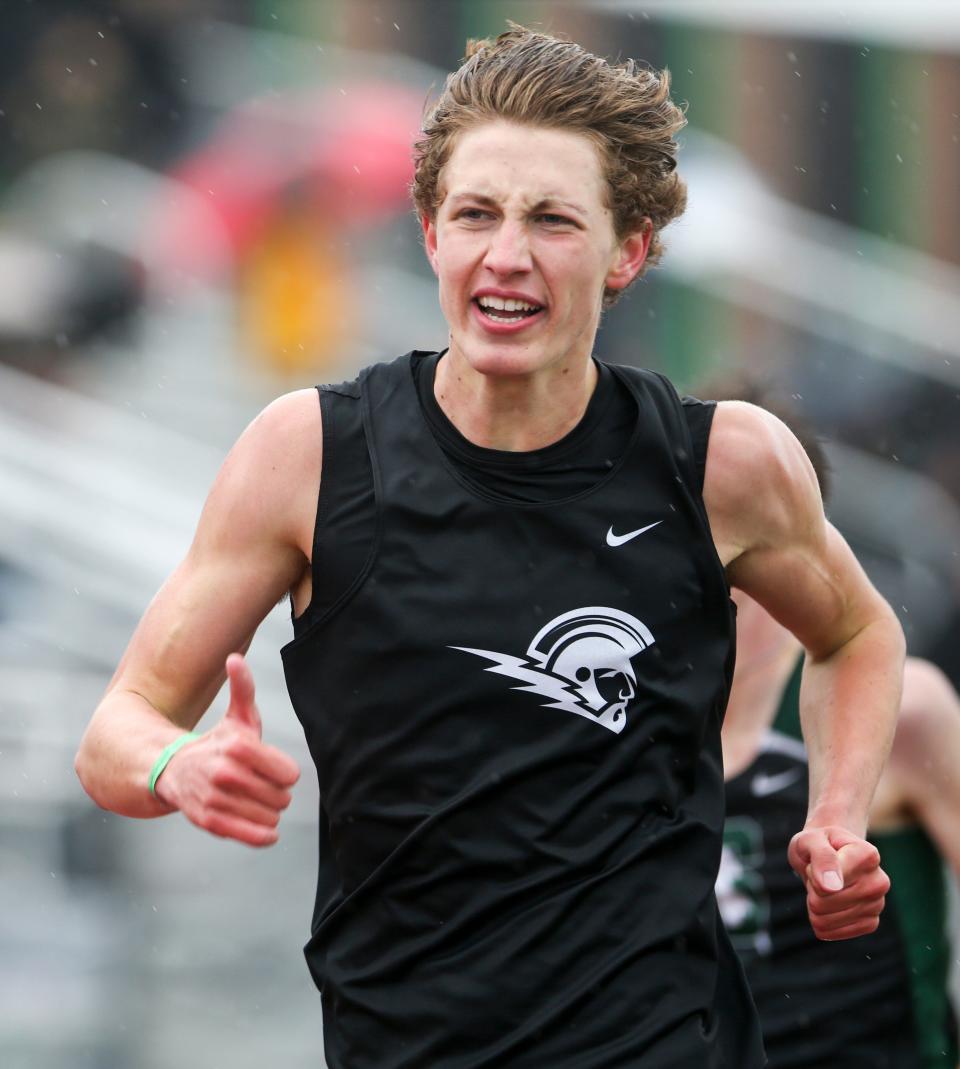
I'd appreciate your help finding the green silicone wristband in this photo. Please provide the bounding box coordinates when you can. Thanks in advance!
[149,732,200,796]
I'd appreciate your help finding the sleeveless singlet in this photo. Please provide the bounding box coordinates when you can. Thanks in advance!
[281,351,764,1069]
[721,660,958,1068]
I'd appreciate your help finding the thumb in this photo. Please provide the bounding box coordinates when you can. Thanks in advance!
[837,839,882,883]
[224,653,261,735]
[806,836,844,894]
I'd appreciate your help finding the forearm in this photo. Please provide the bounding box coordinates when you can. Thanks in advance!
[801,608,905,835]
[75,689,196,819]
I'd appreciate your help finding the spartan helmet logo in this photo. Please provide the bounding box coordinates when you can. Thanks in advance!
[451,607,654,734]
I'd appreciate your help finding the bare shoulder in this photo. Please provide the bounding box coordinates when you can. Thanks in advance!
[880,658,960,859]
[896,657,960,739]
[704,400,822,566]
[192,387,322,563]
[885,657,960,788]
[231,388,321,476]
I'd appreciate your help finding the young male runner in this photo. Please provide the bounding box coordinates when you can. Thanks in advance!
[76,28,904,1067]
[713,388,959,1068]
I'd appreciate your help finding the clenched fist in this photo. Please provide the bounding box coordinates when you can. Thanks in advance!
[154,653,300,847]
[788,825,890,941]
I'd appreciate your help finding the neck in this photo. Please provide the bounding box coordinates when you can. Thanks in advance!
[433,345,598,452]
[722,604,802,779]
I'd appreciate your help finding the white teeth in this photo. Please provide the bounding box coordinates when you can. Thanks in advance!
[477,295,540,312]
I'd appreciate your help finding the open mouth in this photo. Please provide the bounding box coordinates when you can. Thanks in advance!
[473,296,544,323]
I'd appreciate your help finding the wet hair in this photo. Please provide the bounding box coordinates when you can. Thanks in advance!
[698,371,833,505]
[412,24,688,305]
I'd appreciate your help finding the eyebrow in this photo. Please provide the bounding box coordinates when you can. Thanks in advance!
[446,192,590,217]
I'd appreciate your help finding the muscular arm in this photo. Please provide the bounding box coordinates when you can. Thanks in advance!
[75,389,320,840]
[881,657,960,876]
[707,401,904,935]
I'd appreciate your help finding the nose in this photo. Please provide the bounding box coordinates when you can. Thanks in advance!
[482,219,532,277]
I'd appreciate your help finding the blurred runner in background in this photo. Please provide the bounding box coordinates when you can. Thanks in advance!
[711,376,960,1068]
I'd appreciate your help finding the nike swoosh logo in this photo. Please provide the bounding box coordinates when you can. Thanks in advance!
[605,521,662,547]
[750,768,803,798]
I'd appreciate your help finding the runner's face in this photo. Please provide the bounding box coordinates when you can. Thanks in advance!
[422,120,649,377]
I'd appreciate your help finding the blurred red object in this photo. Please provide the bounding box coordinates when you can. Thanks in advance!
[150,81,424,280]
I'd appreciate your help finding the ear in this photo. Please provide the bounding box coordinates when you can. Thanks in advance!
[421,213,440,277]
[605,219,652,293]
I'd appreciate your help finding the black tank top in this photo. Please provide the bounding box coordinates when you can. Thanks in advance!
[281,352,763,1069]
[721,664,921,1069]
[413,351,637,503]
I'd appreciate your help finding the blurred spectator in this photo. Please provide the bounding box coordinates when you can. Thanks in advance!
[0,0,218,188]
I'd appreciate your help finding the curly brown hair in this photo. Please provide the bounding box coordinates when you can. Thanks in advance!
[412,25,688,305]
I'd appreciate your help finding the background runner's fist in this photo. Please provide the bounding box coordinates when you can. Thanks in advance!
[153,653,300,847]
[788,825,890,941]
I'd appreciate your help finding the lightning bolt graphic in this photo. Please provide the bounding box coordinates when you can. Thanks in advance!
[450,646,626,732]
